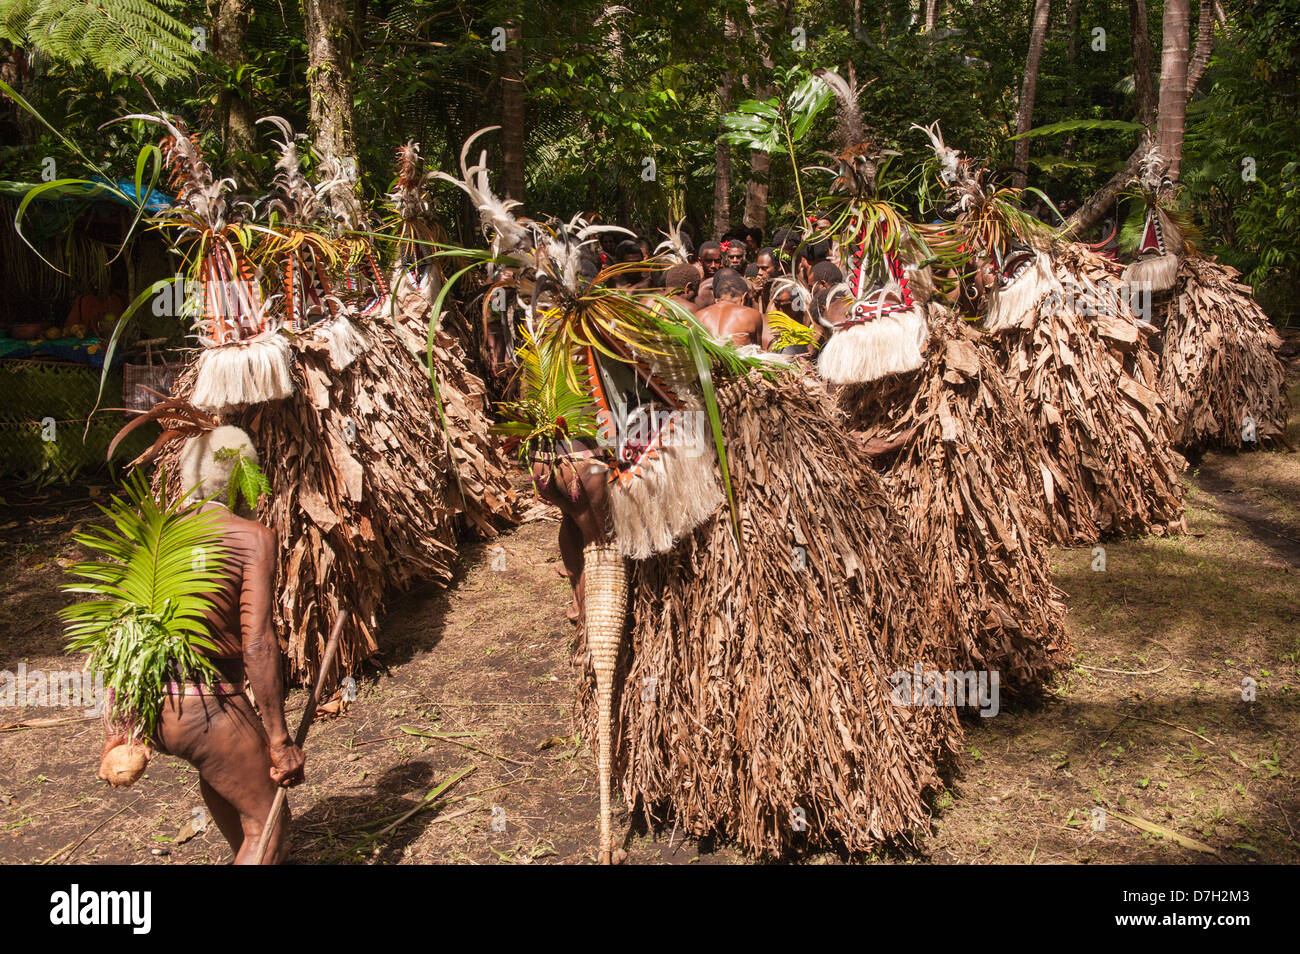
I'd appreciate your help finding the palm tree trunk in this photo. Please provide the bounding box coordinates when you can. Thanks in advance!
[713,74,733,239]
[1156,0,1192,178]
[743,151,770,233]
[214,0,258,168]
[1130,0,1158,129]
[924,0,943,31]
[1186,0,1217,95]
[501,20,525,203]
[1012,0,1052,190]
[301,0,357,171]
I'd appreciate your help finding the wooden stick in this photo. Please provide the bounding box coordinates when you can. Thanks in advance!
[253,609,348,865]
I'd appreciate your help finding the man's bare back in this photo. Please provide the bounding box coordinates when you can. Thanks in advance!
[696,300,763,347]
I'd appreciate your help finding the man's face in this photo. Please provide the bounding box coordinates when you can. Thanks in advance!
[755,253,776,287]
[725,245,746,269]
[745,234,760,255]
[773,289,793,315]
[699,249,722,276]
[613,253,643,286]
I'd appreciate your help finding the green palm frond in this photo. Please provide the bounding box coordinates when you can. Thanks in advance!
[213,449,272,512]
[767,311,817,351]
[0,0,200,85]
[494,327,600,464]
[60,471,229,740]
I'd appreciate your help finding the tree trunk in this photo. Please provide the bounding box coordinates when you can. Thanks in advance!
[852,0,863,39]
[742,0,785,234]
[1062,0,1081,157]
[924,0,942,31]
[1065,0,1159,236]
[214,0,258,167]
[1012,0,1052,190]
[501,20,526,203]
[1130,0,1157,130]
[1156,0,1191,178]
[1186,0,1216,95]
[301,0,357,170]
[743,151,770,232]
[713,74,733,239]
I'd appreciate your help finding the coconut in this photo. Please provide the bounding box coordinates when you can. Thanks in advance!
[101,742,149,787]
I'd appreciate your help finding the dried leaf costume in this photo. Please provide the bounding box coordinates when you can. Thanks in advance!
[915,127,1186,545]
[1122,151,1289,451]
[806,87,1066,693]
[436,130,962,861]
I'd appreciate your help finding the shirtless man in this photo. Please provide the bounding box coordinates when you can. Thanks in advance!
[98,427,302,864]
[661,263,701,313]
[695,268,762,347]
[609,238,649,289]
[693,241,724,308]
[722,238,747,271]
[751,247,782,312]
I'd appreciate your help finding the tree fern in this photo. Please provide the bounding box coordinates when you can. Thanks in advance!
[60,470,230,741]
[0,0,200,85]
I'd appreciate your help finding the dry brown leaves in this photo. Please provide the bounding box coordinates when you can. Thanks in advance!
[1157,257,1290,451]
[578,373,963,857]
[160,304,518,685]
[988,251,1187,545]
[839,309,1068,692]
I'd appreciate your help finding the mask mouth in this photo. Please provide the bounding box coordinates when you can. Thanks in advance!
[1136,209,1166,257]
[999,248,1035,285]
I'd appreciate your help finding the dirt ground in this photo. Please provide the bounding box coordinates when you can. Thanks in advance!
[3,341,1298,865]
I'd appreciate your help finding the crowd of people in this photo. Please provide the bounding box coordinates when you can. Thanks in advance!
[576,223,847,353]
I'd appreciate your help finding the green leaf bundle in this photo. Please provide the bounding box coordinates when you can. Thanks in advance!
[60,471,230,741]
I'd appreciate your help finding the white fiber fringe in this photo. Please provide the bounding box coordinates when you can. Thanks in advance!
[817,304,929,385]
[191,333,295,414]
[1122,253,1179,296]
[313,314,371,371]
[985,253,1061,334]
[609,427,723,560]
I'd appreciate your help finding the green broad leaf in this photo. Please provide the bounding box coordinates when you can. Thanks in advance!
[223,454,272,512]
[59,470,231,740]
[1010,118,1144,141]
[787,75,833,141]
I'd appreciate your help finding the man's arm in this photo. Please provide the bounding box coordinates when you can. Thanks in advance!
[241,525,304,786]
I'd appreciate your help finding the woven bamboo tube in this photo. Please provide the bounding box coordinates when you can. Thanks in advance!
[582,542,628,864]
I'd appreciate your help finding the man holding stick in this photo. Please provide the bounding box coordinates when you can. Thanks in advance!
[98,427,304,863]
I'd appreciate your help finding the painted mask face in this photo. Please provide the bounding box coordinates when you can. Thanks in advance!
[1136,209,1165,257]
[587,345,686,483]
[285,251,335,331]
[581,330,723,560]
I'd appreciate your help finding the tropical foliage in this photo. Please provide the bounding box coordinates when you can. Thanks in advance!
[60,471,228,740]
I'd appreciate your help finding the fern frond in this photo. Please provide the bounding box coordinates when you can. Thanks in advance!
[1,0,200,85]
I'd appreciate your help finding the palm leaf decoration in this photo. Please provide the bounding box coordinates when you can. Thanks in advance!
[494,326,600,466]
[60,471,229,742]
[429,129,787,542]
[767,311,818,351]
[213,448,272,512]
